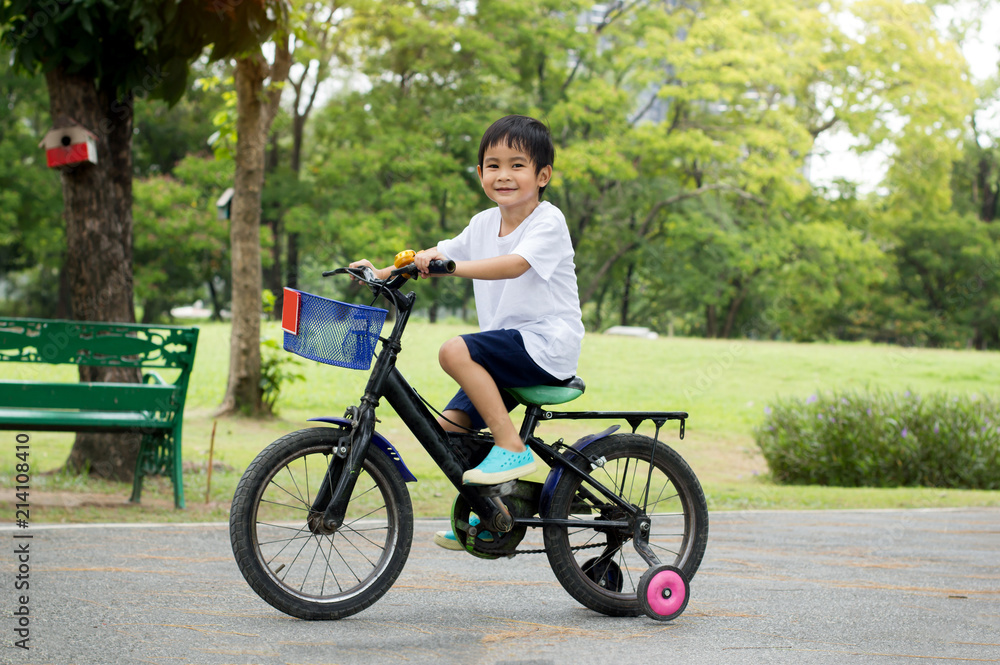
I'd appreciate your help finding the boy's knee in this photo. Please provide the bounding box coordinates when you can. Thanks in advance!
[439,336,469,372]
[438,410,471,432]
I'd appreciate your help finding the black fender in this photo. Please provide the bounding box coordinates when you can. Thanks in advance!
[307,416,417,482]
[539,425,621,516]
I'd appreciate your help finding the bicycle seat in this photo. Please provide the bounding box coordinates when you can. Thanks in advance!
[505,377,586,406]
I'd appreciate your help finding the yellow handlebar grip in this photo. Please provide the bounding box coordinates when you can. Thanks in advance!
[394,249,416,269]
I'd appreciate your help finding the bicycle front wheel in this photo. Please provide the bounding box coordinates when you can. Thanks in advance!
[230,427,413,620]
[543,433,708,617]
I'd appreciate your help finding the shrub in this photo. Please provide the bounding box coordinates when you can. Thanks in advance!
[260,338,305,416]
[755,389,1000,490]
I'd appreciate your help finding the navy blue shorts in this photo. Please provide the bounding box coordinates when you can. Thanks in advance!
[444,329,558,431]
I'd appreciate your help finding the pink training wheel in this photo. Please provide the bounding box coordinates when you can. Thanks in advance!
[637,564,689,621]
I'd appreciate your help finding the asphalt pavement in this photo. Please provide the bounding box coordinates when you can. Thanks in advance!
[2,508,998,665]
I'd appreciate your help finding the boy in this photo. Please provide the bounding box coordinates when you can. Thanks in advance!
[351,114,583,490]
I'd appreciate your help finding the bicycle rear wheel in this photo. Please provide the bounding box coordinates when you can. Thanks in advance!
[543,433,708,617]
[230,427,413,620]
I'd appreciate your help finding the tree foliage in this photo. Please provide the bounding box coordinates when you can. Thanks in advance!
[0,51,62,315]
[1,0,282,479]
[3,0,998,351]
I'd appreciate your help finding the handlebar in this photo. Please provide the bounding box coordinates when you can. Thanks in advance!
[393,258,456,277]
[322,258,455,291]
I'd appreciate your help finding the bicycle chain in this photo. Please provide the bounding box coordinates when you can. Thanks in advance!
[498,541,610,557]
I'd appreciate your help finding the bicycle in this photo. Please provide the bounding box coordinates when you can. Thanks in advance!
[229,254,709,622]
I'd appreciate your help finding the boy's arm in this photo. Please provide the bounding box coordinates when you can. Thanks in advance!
[453,254,530,280]
[415,248,529,279]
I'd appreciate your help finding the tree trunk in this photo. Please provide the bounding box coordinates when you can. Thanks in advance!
[286,233,300,290]
[207,278,224,322]
[620,263,633,326]
[705,304,717,338]
[265,217,284,318]
[217,55,268,416]
[283,94,309,296]
[46,66,142,480]
[56,258,72,319]
[721,288,748,339]
[978,155,998,222]
[216,37,292,416]
[265,133,283,319]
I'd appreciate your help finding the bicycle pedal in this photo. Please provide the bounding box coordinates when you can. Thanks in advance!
[478,480,517,498]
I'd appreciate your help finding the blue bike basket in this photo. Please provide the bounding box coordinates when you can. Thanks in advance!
[282,289,387,370]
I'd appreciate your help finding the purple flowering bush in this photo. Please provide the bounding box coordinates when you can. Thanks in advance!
[754,390,1000,489]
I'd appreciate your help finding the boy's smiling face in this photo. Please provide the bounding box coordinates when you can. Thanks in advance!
[477,142,552,221]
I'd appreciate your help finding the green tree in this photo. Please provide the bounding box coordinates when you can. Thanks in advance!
[171,155,238,319]
[133,157,233,323]
[887,211,999,348]
[217,22,291,417]
[132,59,230,176]
[0,47,62,316]
[545,0,977,338]
[1,0,277,479]
[953,75,1000,223]
[269,0,358,307]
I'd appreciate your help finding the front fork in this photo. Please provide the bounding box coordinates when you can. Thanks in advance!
[309,400,378,534]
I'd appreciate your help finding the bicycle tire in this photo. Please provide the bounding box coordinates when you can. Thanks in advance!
[542,433,708,617]
[230,427,413,620]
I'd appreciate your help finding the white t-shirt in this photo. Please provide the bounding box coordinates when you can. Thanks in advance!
[437,201,584,379]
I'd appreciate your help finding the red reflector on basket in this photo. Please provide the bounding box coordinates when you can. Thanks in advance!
[282,288,301,335]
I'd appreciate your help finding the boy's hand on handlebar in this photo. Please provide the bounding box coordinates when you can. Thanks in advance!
[348,259,390,281]
[413,248,447,278]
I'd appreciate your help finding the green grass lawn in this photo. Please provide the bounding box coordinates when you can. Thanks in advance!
[6,319,1000,522]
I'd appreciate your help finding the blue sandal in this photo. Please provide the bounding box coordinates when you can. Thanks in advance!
[433,516,494,551]
[462,445,536,485]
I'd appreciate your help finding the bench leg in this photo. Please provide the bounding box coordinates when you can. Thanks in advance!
[129,431,185,509]
[129,469,144,504]
[172,424,185,509]
[129,434,148,503]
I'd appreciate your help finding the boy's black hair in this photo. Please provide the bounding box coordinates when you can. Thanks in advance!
[478,115,555,198]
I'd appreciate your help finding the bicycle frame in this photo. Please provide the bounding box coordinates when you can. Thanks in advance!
[312,269,687,567]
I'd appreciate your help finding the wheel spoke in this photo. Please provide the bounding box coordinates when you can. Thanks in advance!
[299,534,324,593]
[278,524,320,583]
[262,481,312,510]
[256,531,314,547]
[649,541,681,558]
[334,524,387,570]
[258,497,311,512]
[262,522,313,565]
[617,545,637,590]
[282,462,309,508]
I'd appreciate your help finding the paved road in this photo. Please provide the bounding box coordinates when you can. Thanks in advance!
[2,509,999,665]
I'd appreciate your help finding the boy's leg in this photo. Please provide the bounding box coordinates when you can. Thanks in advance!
[439,336,523,452]
[438,335,536,484]
[437,409,472,432]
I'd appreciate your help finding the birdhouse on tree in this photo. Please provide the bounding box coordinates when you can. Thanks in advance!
[38,123,98,168]
[216,187,234,221]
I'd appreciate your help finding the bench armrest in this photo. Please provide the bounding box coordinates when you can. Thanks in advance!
[143,371,167,385]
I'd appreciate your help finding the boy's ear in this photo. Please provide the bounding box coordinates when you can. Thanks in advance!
[537,164,552,187]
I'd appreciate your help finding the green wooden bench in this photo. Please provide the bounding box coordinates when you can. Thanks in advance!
[0,317,199,508]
